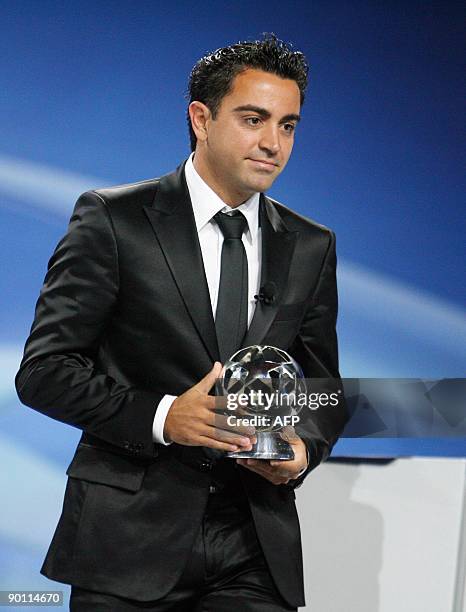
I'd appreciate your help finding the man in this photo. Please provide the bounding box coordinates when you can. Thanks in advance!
[16,35,347,610]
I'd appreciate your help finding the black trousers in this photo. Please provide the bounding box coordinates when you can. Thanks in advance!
[70,486,296,611]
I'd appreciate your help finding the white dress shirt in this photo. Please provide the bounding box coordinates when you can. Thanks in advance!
[152,153,261,444]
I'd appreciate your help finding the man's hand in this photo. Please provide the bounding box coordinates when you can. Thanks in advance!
[236,430,308,485]
[163,362,255,452]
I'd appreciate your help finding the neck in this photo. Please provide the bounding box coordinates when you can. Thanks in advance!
[192,152,251,208]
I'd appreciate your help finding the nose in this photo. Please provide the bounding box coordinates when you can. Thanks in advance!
[258,125,280,156]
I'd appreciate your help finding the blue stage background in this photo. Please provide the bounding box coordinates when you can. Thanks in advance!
[1,1,464,601]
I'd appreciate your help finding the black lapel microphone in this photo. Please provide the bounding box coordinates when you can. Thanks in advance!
[254,282,277,305]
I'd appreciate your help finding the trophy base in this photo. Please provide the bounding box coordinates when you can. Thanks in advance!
[227,432,295,460]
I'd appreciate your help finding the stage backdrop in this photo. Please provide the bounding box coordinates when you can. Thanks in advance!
[1,0,464,602]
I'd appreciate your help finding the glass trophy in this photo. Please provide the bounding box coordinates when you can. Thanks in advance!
[216,345,306,460]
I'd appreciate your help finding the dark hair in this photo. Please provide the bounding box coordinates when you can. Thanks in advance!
[187,34,309,151]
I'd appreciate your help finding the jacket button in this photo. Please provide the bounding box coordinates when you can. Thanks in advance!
[199,460,212,472]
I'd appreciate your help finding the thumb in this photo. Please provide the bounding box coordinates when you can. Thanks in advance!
[280,425,299,443]
[196,361,223,393]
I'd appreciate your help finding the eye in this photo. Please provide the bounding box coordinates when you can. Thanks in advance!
[283,123,296,133]
[245,116,262,126]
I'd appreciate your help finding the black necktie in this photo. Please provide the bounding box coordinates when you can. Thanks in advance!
[214,211,249,364]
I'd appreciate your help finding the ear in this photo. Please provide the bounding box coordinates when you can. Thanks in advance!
[188,101,212,145]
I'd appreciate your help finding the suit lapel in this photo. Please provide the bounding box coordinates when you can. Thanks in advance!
[242,195,298,348]
[143,163,298,363]
[143,162,220,363]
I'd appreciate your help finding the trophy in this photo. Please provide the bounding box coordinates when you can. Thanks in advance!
[216,345,306,460]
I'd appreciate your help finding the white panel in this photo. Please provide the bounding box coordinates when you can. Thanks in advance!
[297,458,466,612]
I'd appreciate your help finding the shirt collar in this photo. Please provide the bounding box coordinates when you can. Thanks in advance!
[184,153,260,241]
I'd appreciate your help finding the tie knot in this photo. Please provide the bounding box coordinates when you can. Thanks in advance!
[214,211,247,240]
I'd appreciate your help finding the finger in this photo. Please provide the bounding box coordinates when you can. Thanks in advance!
[213,394,228,411]
[195,362,223,394]
[269,458,298,470]
[236,406,250,417]
[195,418,253,447]
[269,454,305,477]
[213,394,249,414]
[237,459,276,477]
[196,435,242,453]
[207,425,254,448]
[203,408,257,441]
[195,415,252,450]
[244,458,295,479]
[237,459,290,484]
[214,414,256,437]
[269,463,302,479]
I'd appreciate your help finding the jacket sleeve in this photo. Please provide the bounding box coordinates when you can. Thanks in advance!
[288,230,348,488]
[15,191,162,458]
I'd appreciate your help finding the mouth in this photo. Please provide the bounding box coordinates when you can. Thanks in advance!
[248,159,279,171]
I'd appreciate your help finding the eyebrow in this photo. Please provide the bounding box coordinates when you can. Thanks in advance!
[232,104,301,123]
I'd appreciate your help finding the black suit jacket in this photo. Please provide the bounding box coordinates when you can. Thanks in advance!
[15,161,347,607]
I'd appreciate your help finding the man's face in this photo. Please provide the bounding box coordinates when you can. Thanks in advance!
[194,68,301,205]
